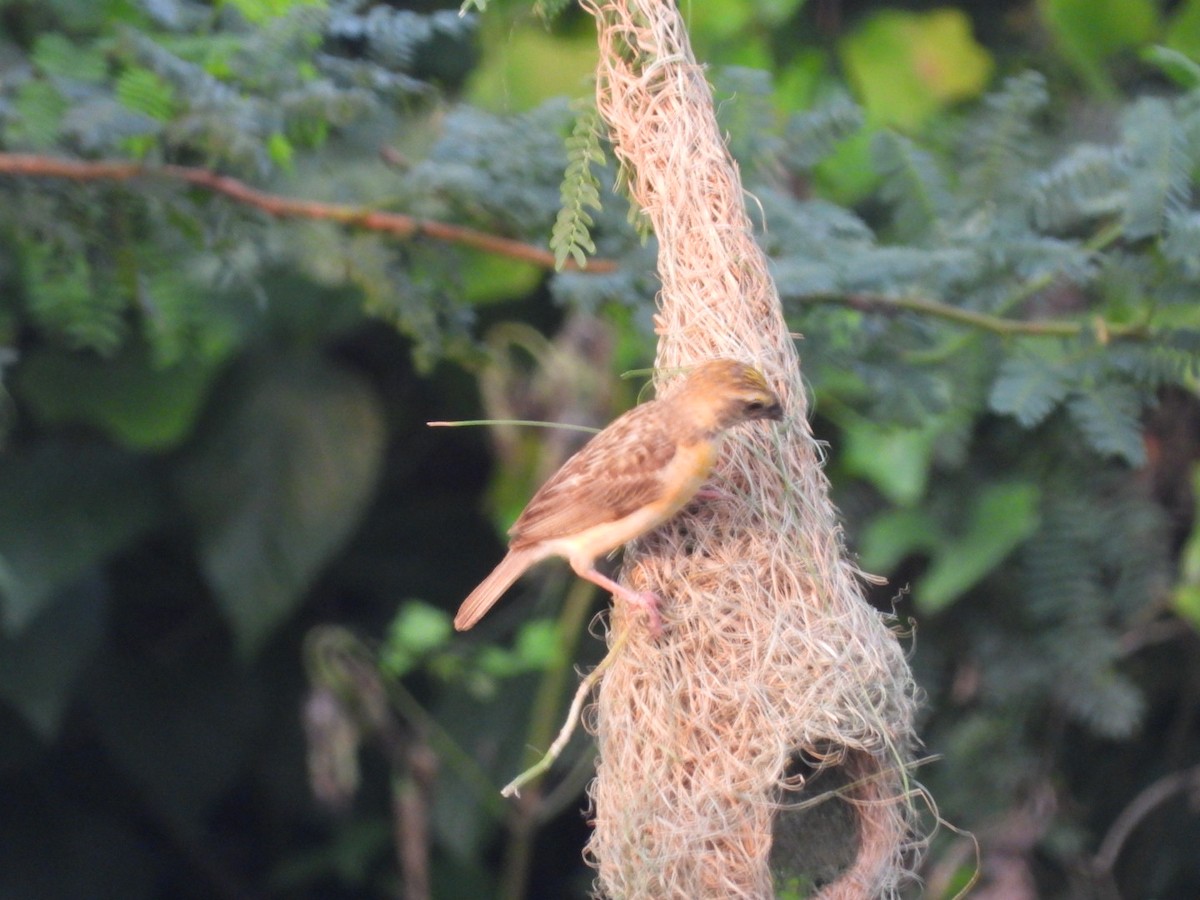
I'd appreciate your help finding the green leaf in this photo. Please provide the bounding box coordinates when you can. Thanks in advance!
[551,104,605,271]
[1176,584,1200,631]
[533,0,576,24]
[1041,0,1158,91]
[177,354,385,656]
[988,353,1073,427]
[6,80,68,149]
[31,33,107,83]
[872,130,951,240]
[1172,465,1200,631]
[1067,385,1147,465]
[114,66,177,122]
[839,8,993,130]
[916,482,1042,613]
[1032,143,1127,231]
[858,507,941,573]
[0,442,161,632]
[1141,46,1200,88]
[513,618,563,670]
[381,601,453,676]
[961,71,1048,198]
[464,618,562,679]
[774,50,828,114]
[775,874,817,900]
[476,645,522,679]
[267,131,294,169]
[682,0,755,42]
[459,252,543,306]
[45,0,134,30]
[219,0,325,25]
[0,577,106,737]
[83,641,259,833]
[15,344,220,451]
[813,126,880,202]
[466,24,598,112]
[1166,0,1200,61]
[840,419,938,506]
[1120,98,1193,240]
[782,94,864,172]
[21,242,125,354]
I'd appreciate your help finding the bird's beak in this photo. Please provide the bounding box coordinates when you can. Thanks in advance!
[761,401,784,421]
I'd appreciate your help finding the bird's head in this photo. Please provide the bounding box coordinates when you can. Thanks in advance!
[673,359,784,434]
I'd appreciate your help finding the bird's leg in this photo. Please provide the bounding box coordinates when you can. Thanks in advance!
[694,486,733,502]
[574,564,662,637]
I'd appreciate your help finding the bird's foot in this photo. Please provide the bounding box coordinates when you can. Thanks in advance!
[695,485,734,502]
[625,589,663,638]
[578,566,664,638]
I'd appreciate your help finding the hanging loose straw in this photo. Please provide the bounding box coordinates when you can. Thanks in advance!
[576,1,924,897]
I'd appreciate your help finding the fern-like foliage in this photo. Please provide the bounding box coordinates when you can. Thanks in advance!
[326,5,476,73]
[534,0,577,24]
[988,350,1074,428]
[782,93,863,173]
[21,238,127,355]
[1031,143,1126,232]
[872,130,952,242]
[1120,97,1193,240]
[1162,210,1200,278]
[404,101,571,235]
[1012,461,1167,737]
[713,69,1200,468]
[959,70,1049,200]
[1066,383,1147,465]
[551,102,605,270]
[0,2,485,366]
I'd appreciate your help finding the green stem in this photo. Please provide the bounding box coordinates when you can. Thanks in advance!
[427,418,601,434]
[796,219,1136,366]
[799,290,1147,340]
[995,219,1125,317]
[497,578,598,900]
[383,676,508,821]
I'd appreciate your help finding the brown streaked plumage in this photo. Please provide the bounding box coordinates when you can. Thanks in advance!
[453,359,784,633]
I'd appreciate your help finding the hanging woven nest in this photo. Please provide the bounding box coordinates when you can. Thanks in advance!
[576,2,925,896]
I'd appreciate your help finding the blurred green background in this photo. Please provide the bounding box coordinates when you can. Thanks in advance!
[2,0,1200,897]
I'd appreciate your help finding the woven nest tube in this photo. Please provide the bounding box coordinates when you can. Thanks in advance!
[578,2,923,897]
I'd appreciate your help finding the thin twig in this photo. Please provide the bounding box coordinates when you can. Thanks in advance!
[996,219,1126,315]
[0,152,617,273]
[796,290,1149,340]
[382,672,508,820]
[501,622,631,798]
[1093,764,1200,874]
[394,742,437,900]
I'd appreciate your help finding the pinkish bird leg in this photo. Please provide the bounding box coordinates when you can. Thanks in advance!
[577,565,663,637]
[695,486,733,502]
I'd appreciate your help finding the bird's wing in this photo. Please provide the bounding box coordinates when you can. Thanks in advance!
[509,402,677,547]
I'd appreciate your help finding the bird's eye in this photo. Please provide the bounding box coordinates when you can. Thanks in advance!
[745,400,764,411]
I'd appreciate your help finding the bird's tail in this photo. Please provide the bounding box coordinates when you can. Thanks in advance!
[454,547,542,631]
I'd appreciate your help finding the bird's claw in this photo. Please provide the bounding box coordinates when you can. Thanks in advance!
[629,590,663,638]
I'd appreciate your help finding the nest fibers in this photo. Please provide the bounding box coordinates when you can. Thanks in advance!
[577,1,924,897]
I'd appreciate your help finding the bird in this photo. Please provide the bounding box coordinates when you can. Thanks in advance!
[453,358,784,633]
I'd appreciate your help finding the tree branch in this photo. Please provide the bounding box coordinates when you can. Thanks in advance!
[794,290,1150,341]
[0,152,617,273]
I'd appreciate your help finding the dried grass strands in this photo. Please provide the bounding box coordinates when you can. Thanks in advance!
[578,1,924,897]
